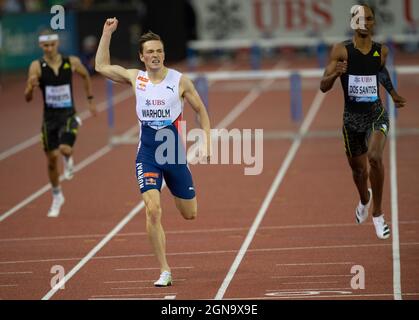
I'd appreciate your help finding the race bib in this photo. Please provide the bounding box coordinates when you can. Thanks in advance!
[45,84,72,108]
[348,75,378,103]
[140,107,173,129]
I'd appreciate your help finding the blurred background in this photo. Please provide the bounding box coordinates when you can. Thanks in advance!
[0,0,418,77]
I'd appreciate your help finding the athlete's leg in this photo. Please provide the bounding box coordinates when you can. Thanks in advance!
[142,189,170,273]
[163,160,197,219]
[347,154,370,205]
[367,131,387,217]
[59,144,73,157]
[59,114,79,179]
[45,149,65,217]
[42,121,61,187]
[343,123,370,205]
[46,149,60,187]
[42,118,66,216]
[174,196,197,220]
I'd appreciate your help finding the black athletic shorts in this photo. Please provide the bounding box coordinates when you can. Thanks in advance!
[342,101,390,158]
[41,109,80,152]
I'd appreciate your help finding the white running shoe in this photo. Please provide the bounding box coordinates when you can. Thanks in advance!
[356,188,372,224]
[63,156,74,180]
[47,194,65,217]
[154,271,172,287]
[373,215,391,240]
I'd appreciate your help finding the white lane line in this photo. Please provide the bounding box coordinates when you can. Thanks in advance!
[111,286,155,290]
[164,295,176,300]
[88,297,166,300]
[2,220,419,242]
[225,293,419,300]
[281,281,341,285]
[115,266,193,271]
[0,185,51,223]
[0,126,138,223]
[253,243,392,252]
[104,279,186,284]
[272,275,352,279]
[3,242,419,266]
[0,284,18,287]
[276,262,354,266]
[214,90,326,300]
[0,271,32,275]
[389,95,402,300]
[266,287,351,291]
[0,146,111,222]
[42,200,145,300]
[41,70,277,300]
[0,88,133,162]
[90,292,177,298]
[0,136,39,162]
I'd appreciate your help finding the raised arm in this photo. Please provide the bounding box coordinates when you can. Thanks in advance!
[70,56,97,115]
[24,60,41,102]
[379,45,406,108]
[320,43,347,93]
[180,75,211,161]
[95,18,137,85]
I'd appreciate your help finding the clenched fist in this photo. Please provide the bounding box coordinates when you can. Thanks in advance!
[335,60,347,76]
[103,17,118,35]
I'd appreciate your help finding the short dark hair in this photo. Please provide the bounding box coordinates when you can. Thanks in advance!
[138,31,163,54]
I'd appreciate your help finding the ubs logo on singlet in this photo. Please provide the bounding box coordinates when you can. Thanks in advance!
[354,76,373,84]
[145,99,166,107]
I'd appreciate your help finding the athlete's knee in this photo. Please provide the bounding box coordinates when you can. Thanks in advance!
[368,151,383,168]
[145,201,162,225]
[59,145,72,157]
[183,209,197,220]
[180,204,197,220]
[175,197,197,220]
[47,155,58,171]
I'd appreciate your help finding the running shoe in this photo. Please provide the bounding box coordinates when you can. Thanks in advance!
[373,215,391,240]
[47,193,65,217]
[154,271,172,287]
[356,188,372,224]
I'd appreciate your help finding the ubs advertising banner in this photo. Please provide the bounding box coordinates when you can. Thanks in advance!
[190,0,419,40]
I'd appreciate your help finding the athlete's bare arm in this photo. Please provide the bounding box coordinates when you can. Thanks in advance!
[180,75,211,161]
[379,45,406,108]
[24,60,41,102]
[320,43,348,93]
[70,56,97,115]
[95,18,138,86]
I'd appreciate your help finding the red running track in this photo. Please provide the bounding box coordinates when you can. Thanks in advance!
[0,59,418,300]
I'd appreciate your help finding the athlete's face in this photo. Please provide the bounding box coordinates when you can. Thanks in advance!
[353,6,375,36]
[39,40,59,58]
[140,40,165,71]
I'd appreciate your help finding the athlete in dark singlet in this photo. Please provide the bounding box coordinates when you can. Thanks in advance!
[24,30,97,217]
[320,5,406,239]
